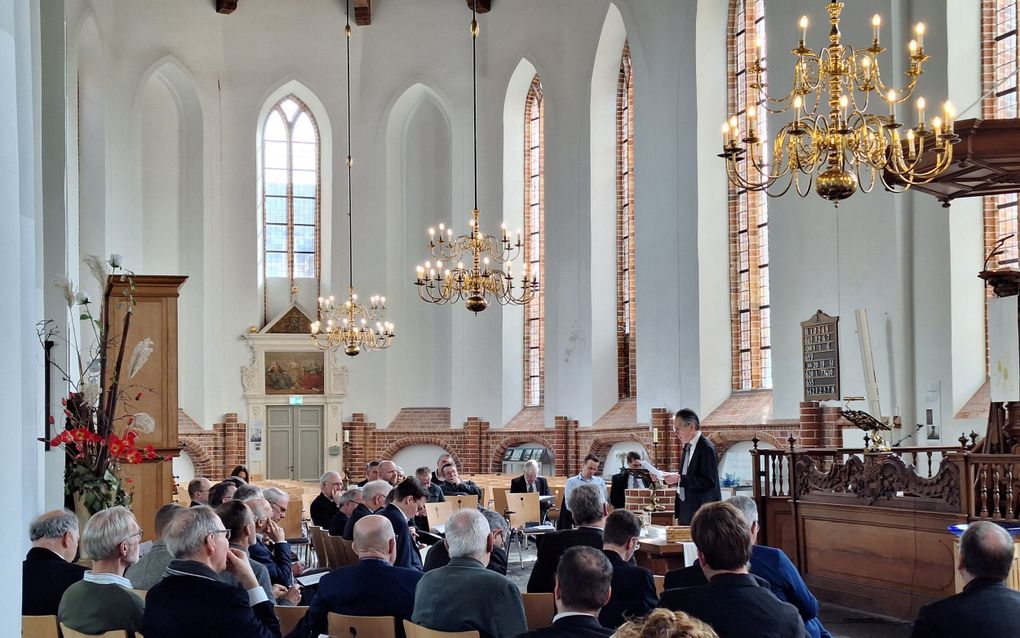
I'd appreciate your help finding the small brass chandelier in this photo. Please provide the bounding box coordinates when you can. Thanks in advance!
[310,1,394,356]
[414,1,539,314]
[720,1,959,205]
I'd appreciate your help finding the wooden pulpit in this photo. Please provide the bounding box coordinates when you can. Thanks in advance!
[105,275,187,542]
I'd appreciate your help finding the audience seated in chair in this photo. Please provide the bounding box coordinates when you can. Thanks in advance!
[515,546,614,638]
[910,520,1020,638]
[310,471,343,528]
[527,484,608,594]
[23,510,86,616]
[379,478,429,570]
[412,509,527,638]
[126,503,183,591]
[188,477,212,507]
[431,454,453,486]
[141,505,281,638]
[510,460,552,522]
[663,497,829,638]
[343,479,392,540]
[58,506,145,637]
[209,481,238,507]
[417,466,446,504]
[357,460,381,487]
[598,509,657,629]
[215,500,289,606]
[328,487,363,536]
[658,502,806,638]
[438,462,484,499]
[424,509,509,576]
[253,489,297,585]
[612,608,719,638]
[233,483,264,501]
[286,514,424,638]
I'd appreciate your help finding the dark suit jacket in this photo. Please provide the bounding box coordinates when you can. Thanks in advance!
[659,572,806,638]
[327,510,350,537]
[513,614,614,638]
[599,550,658,628]
[310,493,338,528]
[425,482,446,503]
[510,475,550,497]
[423,541,508,576]
[527,527,604,593]
[342,503,377,540]
[609,471,650,510]
[674,435,721,524]
[911,577,1020,638]
[664,547,828,638]
[142,560,281,638]
[22,547,86,616]
[250,537,293,586]
[379,503,423,570]
[439,480,483,498]
[286,558,423,638]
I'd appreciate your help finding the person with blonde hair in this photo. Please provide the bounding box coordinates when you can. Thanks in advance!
[612,608,719,638]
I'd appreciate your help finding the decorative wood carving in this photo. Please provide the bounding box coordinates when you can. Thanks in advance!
[466,0,491,13]
[353,0,372,25]
[795,452,960,508]
[216,0,238,14]
[266,305,313,334]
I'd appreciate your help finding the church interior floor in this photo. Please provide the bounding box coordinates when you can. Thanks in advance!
[501,543,912,638]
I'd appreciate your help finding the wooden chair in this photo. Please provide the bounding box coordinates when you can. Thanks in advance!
[307,525,326,569]
[22,615,59,638]
[448,494,479,511]
[58,625,128,638]
[274,605,309,636]
[492,486,510,518]
[402,620,480,638]
[327,613,397,638]
[521,592,555,630]
[505,491,552,567]
[653,574,666,596]
[337,537,358,567]
[423,501,453,532]
[320,531,341,569]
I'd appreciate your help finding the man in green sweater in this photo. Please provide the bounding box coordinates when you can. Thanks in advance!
[58,505,145,636]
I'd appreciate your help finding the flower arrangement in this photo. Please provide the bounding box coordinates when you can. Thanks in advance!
[38,254,164,515]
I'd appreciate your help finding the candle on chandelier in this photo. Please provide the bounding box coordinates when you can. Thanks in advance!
[793,95,802,127]
[916,96,926,128]
[729,116,739,143]
[652,428,659,444]
[915,23,925,49]
[722,121,730,145]
[906,129,916,158]
[908,39,917,56]
[799,15,808,45]
[932,116,942,137]
[872,14,881,43]
[311,320,320,334]
[343,430,350,444]
[839,95,848,122]
[886,89,896,120]
[943,101,955,133]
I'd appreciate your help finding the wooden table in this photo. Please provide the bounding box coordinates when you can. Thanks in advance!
[634,526,698,575]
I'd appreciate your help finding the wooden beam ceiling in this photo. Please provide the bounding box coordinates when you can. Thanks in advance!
[215,0,238,15]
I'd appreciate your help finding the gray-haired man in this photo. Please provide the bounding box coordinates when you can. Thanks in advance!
[23,510,86,615]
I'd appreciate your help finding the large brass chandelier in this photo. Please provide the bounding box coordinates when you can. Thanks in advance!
[721,1,959,205]
[310,1,394,356]
[414,1,539,314]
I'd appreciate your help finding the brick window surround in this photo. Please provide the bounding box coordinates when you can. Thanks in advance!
[617,42,637,400]
[260,94,322,325]
[727,0,772,391]
[524,75,545,408]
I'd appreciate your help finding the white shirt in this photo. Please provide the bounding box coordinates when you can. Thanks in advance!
[677,431,703,501]
[564,473,608,506]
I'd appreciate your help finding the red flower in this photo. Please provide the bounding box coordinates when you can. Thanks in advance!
[143,444,157,460]
[72,428,89,442]
[108,436,124,458]
[135,392,144,401]
[125,449,142,464]
[124,430,137,445]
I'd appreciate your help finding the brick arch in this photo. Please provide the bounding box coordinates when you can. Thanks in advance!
[489,434,557,473]
[379,436,463,471]
[180,436,214,478]
[587,434,647,470]
[707,430,785,458]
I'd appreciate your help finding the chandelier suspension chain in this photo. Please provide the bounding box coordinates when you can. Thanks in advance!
[472,0,478,212]
[346,0,354,290]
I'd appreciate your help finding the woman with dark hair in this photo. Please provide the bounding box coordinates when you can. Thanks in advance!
[208,481,237,507]
[230,465,250,483]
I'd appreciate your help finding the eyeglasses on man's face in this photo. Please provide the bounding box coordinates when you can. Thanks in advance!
[209,528,232,541]
[121,528,144,543]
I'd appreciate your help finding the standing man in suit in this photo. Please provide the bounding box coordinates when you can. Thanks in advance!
[599,509,658,629]
[670,409,721,525]
[609,452,652,510]
[379,478,428,570]
[515,546,615,638]
[287,515,424,638]
[309,471,342,528]
[658,502,806,638]
[510,459,552,522]
[528,484,608,593]
[22,510,86,616]
[142,506,282,638]
[911,521,1020,637]
[559,454,608,530]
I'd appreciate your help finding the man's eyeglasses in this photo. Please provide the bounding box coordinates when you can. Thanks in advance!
[122,528,144,543]
[209,528,232,540]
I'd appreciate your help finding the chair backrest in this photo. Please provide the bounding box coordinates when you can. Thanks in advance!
[402,619,481,638]
[281,489,305,539]
[505,491,542,529]
[327,613,397,638]
[521,592,555,630]
[653,574,666,596]
[424,501,453,531]
[321,531,342,569]
[547,488,562,523]
[308,525,326,567]
[448,495,478,511]
[337,537,358,568]
[274,605,309,637]
[58,625,128,638]
[22,615,59,638]
[492,486,510,516]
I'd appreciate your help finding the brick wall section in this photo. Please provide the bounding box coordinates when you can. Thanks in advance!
[624,487,674,512]
[179,412,247,480]
[388,408,451,429]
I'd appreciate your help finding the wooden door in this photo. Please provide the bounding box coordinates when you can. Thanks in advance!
[267,405,323,480]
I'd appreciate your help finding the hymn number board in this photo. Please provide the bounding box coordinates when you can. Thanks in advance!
[801,310,840,402]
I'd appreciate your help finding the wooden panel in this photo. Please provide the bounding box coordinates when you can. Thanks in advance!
[764,498,797,566]
[119,461,173,543]
[268,406,293,480]
[296,406,323,482]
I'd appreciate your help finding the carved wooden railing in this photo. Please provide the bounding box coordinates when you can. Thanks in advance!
[962,453,1020,523]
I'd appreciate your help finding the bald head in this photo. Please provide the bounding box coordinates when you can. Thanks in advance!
[960,521,1015,583]
[377,460,398,485]
[352,514,396,562]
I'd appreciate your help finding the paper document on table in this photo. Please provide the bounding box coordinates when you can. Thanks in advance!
[539,495,555,503]
[640,460,666,481]
[297,571,326,587]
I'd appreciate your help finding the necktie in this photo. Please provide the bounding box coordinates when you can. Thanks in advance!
[679,443,692,502]
[528,481,534,493]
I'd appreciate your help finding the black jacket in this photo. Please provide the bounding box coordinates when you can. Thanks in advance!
[423,540,508,576]
[513,614,614,638]
[527,527,604,593]
[609,471,650,510]
[911,577,1020,638]
[598,550,658,628]
[674,435,722,525]
[341,503,376,540]
[22,547,86,616]
[327,510,349,537]
[659,573,806,638]
[309,493,338,528]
